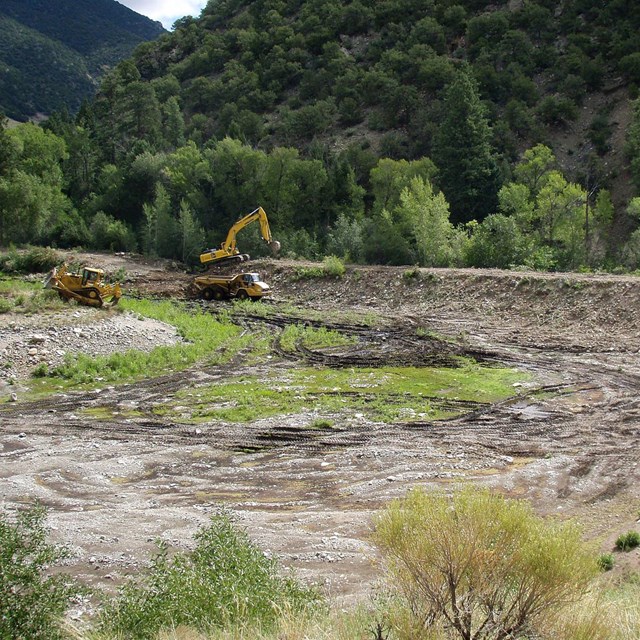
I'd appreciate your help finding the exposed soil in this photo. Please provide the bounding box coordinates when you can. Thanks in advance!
[2,251,640,623]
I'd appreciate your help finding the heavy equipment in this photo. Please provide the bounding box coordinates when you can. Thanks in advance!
[44,264,122,307]
[192,272,270,301]
[199,206,281,267]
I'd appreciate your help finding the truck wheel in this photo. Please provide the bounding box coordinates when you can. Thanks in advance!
[202,288,214,301]
[236,289,249,300]
[212,287,226,301]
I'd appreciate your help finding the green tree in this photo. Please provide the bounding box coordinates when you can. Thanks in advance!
[326,212,365,262]
[89,211,137,252]
[0,124,73,245]
[433,67,502,223]
[500,146,588,269]
[394,177,459,267]
[465,213,525,268]
[143,183,178,258]
[374,487,598,640]
[625,98,640,194]
[513,144,556,194]
[178,199,204,264]
[534,171,586,268]
[370,157,438,215]
[162,96,186,149]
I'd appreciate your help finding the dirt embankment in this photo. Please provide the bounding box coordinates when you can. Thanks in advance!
[1,252,640,617]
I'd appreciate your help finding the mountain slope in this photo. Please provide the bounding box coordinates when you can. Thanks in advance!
[121,0,639,205]
[0,0,165,120]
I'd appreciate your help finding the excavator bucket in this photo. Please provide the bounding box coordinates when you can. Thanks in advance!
[269,240,281,254]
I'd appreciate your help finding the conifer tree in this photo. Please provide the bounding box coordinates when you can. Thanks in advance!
[433,66,501,224]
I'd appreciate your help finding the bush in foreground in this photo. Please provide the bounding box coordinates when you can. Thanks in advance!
[0,503,80,640]
[96,514,322,640]
[374,487,598,640]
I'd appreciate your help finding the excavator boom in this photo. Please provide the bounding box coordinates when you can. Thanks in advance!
[200,206,280,267]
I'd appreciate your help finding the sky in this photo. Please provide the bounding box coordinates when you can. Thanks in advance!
[118,0,208,30]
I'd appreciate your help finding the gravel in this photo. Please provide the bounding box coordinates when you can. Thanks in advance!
[0,308,183,386]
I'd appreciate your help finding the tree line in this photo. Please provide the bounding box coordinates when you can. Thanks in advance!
[1,62,640,271]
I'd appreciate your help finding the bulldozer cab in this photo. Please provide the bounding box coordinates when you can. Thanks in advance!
[82,268,103,287]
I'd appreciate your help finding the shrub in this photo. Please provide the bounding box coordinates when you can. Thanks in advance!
[322,254,346,278]
[402,267,421,281]
[0,503,80,640]
[294,265,325,280]
[293,256,346,280]
[615,531,640,552]
[597,553,614,571]
[374,487,598,640]
[97,514,321,639]
[0,246,62,274]
[32,362,49,378]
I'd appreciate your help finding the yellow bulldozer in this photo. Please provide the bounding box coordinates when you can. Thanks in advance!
[199,206,281,268]
[44,263,122,308]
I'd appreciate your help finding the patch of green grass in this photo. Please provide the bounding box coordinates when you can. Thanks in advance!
[309,418,335,430]
[0,278,65,314]
[81,406,144,420]
[294,265,325,280]
[31,299,270,391]
[280,324,357,352]
[598,553,614,571]
[160,362,527,424]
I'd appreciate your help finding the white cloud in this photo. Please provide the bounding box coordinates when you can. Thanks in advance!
[118,0,208,29]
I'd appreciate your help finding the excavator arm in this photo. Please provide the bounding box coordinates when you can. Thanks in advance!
[200,206,280,266]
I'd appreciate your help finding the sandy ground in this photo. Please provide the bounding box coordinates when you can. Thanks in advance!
[1,252,640,622]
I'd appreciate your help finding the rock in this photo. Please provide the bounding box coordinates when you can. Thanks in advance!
[28,348,38,356]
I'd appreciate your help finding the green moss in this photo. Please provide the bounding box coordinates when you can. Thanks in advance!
[160,363,528,424]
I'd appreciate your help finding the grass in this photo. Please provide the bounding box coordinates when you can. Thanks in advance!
[29,299,270,391]
[157,362,527,424]
[279,324,357,352]
[0,277,66,314]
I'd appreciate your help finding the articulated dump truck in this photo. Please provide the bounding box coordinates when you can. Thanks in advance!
[192,272,270,301]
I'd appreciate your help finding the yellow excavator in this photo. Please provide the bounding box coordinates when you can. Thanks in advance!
[199,206,281,268]
[44,264,122,308]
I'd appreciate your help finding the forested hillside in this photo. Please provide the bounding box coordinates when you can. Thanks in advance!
[3,0,640,273]
[0,0,165,121]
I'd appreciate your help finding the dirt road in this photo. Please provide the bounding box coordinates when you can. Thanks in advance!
[1,253,640,619]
